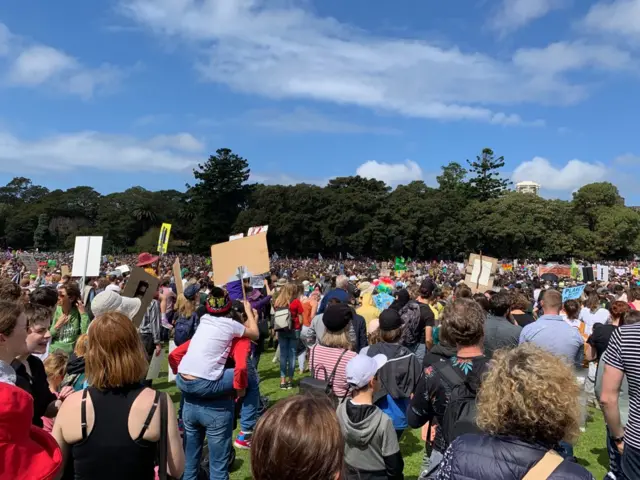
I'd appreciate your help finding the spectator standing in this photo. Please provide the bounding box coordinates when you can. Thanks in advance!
[0,300,28,385]
[483,292,521,359]
[49,284,89,355]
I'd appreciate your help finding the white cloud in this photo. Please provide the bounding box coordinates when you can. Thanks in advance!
[614,153,640,165]
[490,0,568,34]
[0,23,125,99]
[582,0,640,40]
[147,133,204,152]
[117,0,621,125]
[0,130,203,172]
[513,41,634,76]
[356,160,423,186]
[247,108,401,134]
[512,157,607,191]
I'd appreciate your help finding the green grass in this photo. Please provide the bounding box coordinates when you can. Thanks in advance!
[154,348,610,479]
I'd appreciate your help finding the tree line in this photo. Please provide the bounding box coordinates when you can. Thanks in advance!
[3,148,639,260]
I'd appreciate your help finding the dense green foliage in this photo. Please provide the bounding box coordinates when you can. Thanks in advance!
[3,148,640,260]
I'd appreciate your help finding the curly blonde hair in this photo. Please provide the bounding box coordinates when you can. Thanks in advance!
[476,343,581,446]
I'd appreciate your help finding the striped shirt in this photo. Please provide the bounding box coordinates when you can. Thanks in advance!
[309,345,356,398]
[604,324,640,449]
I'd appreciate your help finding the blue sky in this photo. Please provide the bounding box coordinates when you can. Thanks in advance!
[1,0,639,202]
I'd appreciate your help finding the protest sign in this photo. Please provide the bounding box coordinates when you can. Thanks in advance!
[210,232,270,285]
[633,267,639,277]
[248,225,269,236]
[229,233,244,241]
[61,265,70,278]
[464,253,498,293]
[115,265,131,275]
[562,285,586,302]
[167,341,177,383]
[146,351,164,380]
[18,253,38,273]
[596,265,609,282]
[379,269,391,278]
[71,236,103,278]
[538,264,571,278]
[157,223,172,254]
[250,275,265,289]
[173,257,184,296]
[122,268,160,328]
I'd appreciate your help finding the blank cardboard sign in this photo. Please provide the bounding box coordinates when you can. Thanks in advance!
[210,232,270,285]
[173,258,184,296]
[122,268,160,328]
[464,253,498,293]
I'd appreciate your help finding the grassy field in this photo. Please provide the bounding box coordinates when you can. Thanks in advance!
[154,347,609,480]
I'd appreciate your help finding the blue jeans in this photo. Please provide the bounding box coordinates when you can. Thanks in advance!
[239,361,260,433]
[182,399,234,480]
[278,330,299,379]
[177,369,234,401]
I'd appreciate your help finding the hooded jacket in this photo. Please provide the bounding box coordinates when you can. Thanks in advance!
[0,383,62,480]
[336,400,404,480]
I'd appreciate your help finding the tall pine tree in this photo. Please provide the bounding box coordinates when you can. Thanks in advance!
[466,148,511,201]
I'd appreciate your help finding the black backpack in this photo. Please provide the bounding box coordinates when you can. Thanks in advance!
[433,360,483,446]
[174,312,199,346]
[299,348,349,407]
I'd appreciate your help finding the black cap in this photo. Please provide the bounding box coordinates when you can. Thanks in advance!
[322,304,353,332]
[379,309,403,331]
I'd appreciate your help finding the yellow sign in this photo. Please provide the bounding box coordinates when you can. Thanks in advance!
[634,267,639,277]
[157,223,172,254]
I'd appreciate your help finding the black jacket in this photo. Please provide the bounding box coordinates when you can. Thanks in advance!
[437,434,594,480]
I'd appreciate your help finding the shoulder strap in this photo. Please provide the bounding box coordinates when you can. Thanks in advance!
[136,391,161,441]
[81,388,89,440]
[433,360,464,389]
[158,392,169,480]
[327,349,350,386]
[522,450,563,480]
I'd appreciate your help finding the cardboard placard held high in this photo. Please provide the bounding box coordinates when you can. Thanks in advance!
[210,233,270,286]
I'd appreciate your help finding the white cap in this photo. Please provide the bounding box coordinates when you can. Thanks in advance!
[91,290,141,320]
[346,354,387,388]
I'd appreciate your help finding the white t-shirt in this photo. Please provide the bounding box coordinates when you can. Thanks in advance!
[579,307,610,336]
[178,314,245,381]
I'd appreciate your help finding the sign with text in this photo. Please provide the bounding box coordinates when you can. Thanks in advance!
[562,285,586,302]
[157,223,172,254]
[596,265,609,282]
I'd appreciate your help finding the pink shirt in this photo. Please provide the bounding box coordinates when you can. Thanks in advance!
[309,345,356,398]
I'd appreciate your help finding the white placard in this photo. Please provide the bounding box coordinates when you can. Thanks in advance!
[167,341,177,383]
[146,350,164,380]
[247,225,269,236]
[229,233,244,241]
[596,265,609,282]
[71,236,103,278]
[470,259,493,286]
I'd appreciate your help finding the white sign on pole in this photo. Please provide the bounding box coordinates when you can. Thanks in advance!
[71,237,103,278]
[596,265,609,282]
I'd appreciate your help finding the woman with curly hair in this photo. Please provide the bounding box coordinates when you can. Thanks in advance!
[434,343,594,480]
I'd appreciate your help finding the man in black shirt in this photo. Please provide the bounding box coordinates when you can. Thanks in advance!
[13,304,73,427]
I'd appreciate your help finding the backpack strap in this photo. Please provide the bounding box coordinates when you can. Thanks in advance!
[522,450,563,480]
[327,349,350,387]
[433,360,464,389]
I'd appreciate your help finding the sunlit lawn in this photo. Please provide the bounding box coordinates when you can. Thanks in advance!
[154,347,609,480]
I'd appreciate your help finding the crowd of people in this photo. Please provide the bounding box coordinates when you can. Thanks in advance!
[1,250,640,479]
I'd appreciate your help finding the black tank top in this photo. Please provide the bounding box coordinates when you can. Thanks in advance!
[71,384,160,480]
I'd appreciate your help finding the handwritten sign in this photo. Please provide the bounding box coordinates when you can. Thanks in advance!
[562,285,586,302]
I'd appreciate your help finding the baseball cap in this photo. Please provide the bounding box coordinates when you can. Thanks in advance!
[91,290,142,320]
[379,309,403,331]
[346,354,388,389]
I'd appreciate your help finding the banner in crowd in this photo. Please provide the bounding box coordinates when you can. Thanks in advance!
[596,264,609,282]
[157,223,172,254]
[18,253,38,273]
[562,284,586,302]
[538,264,572,278]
